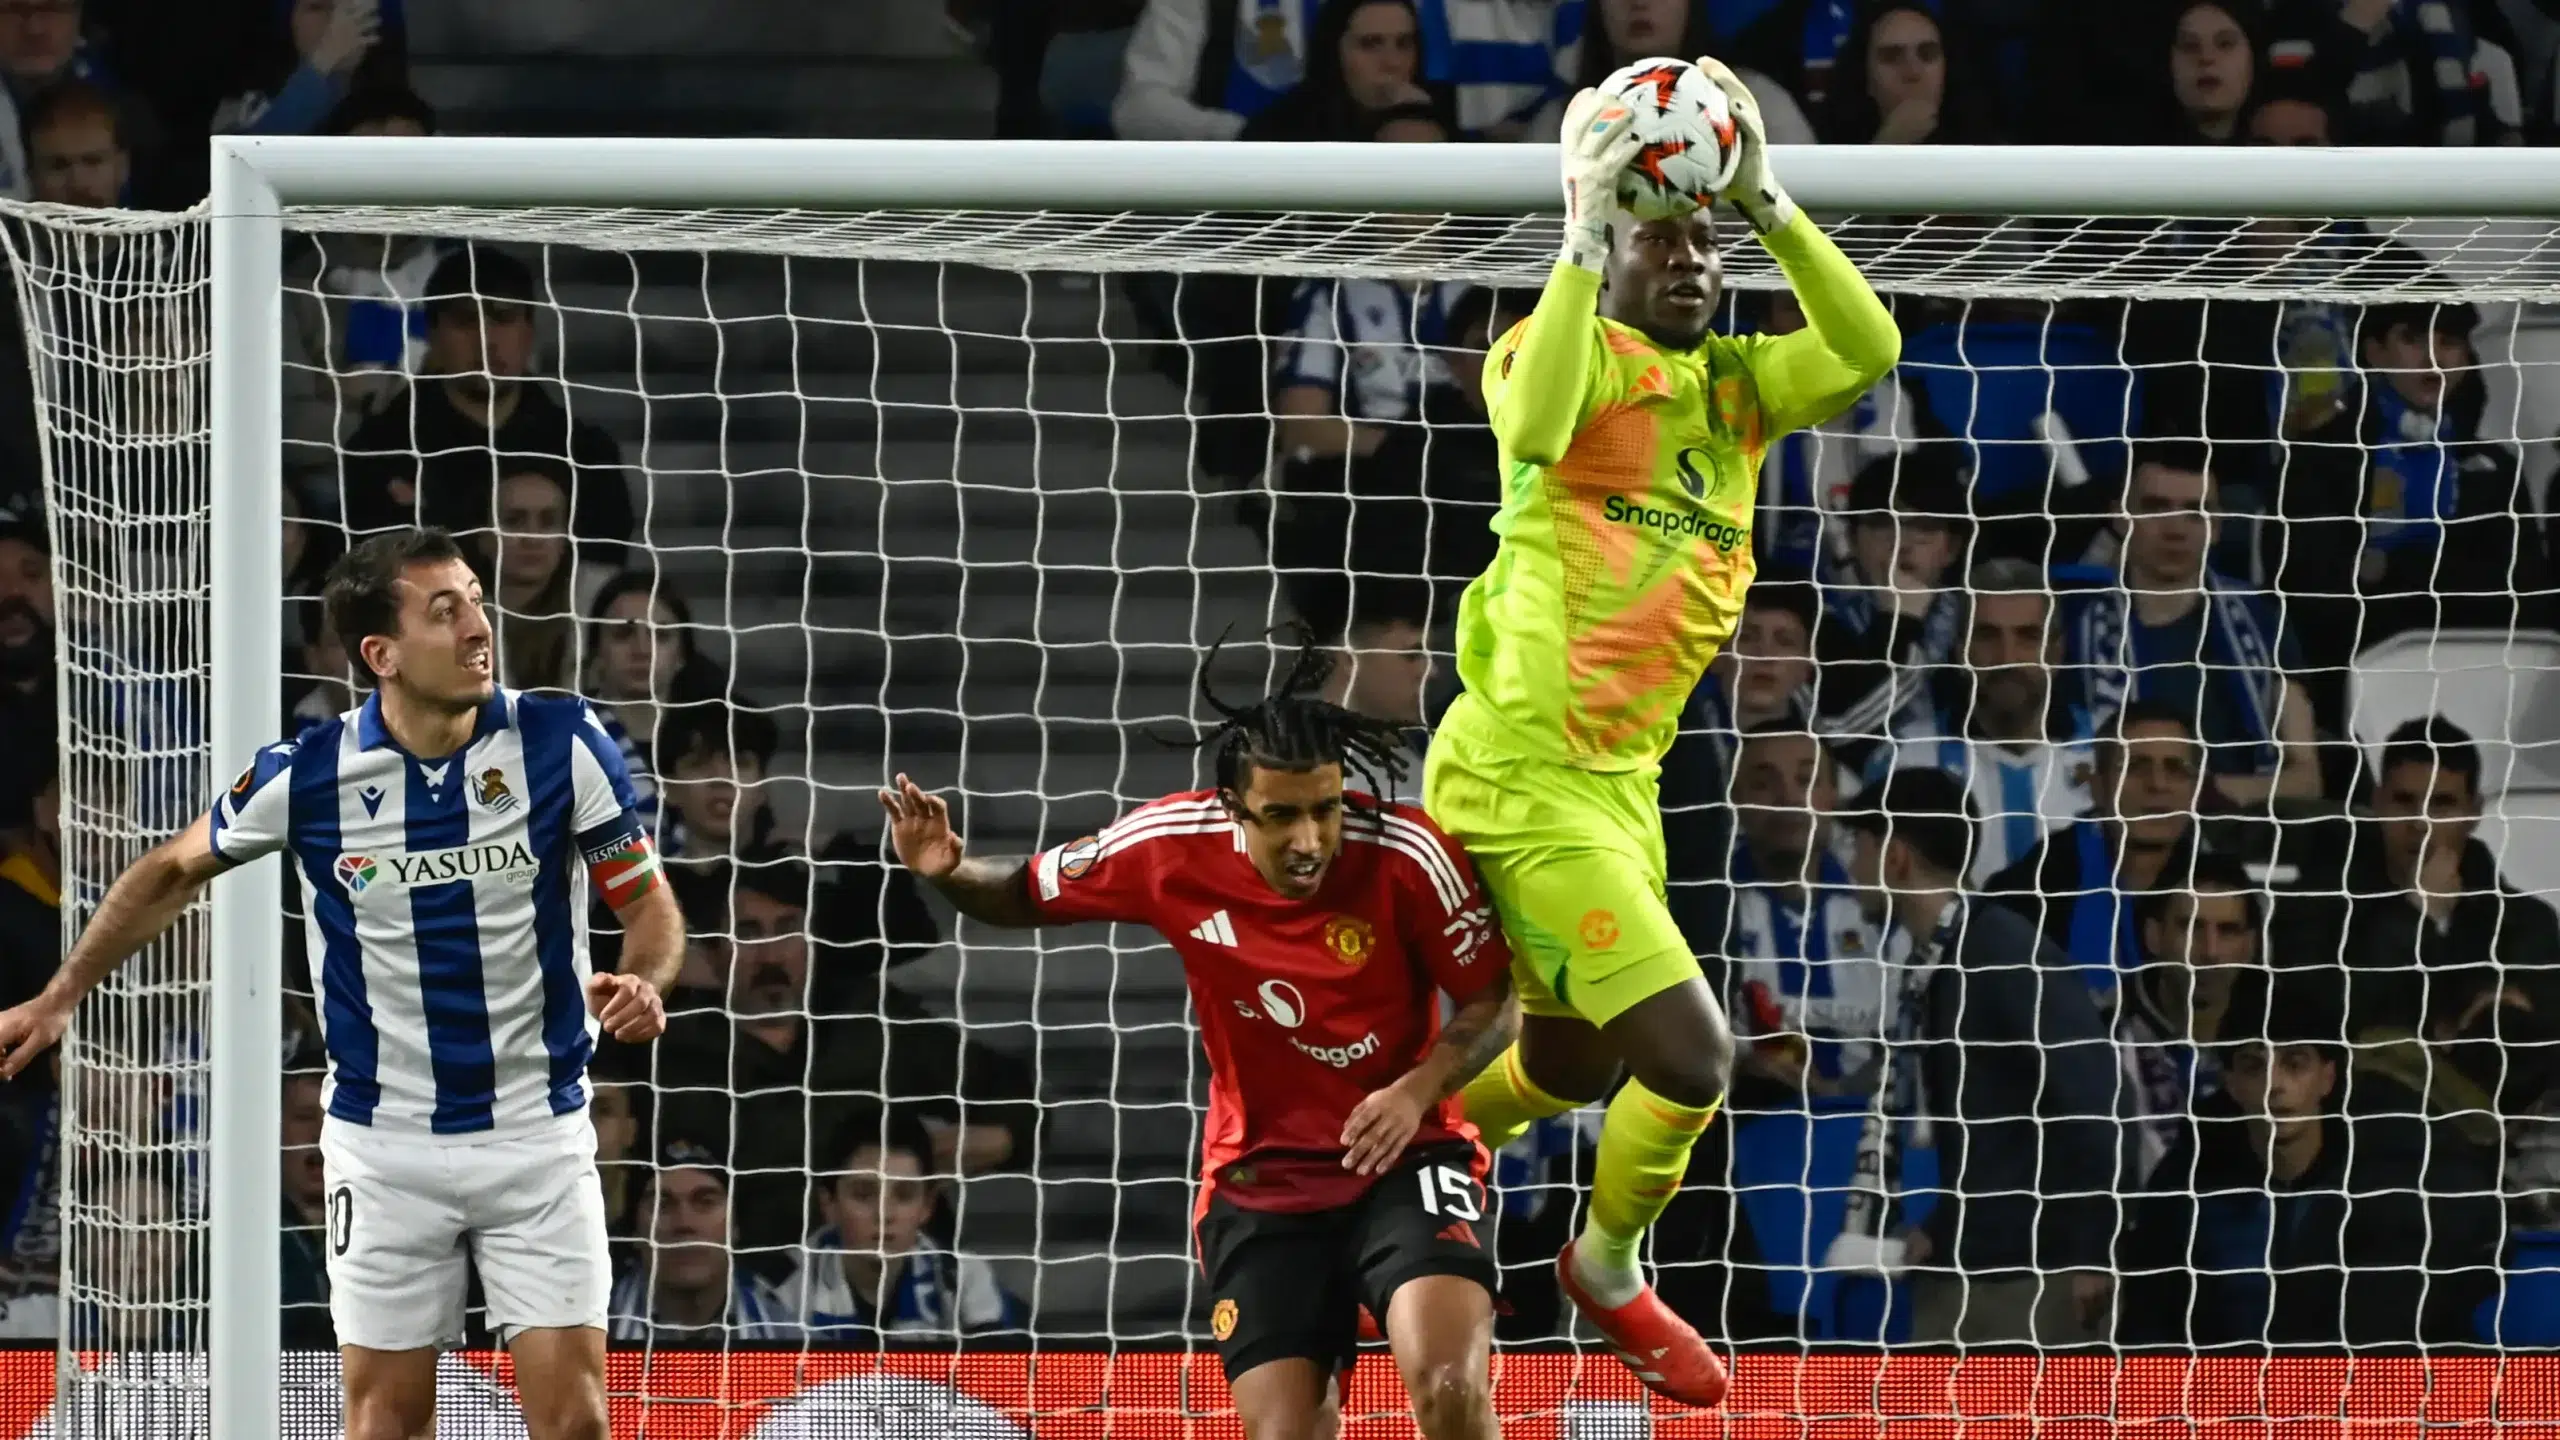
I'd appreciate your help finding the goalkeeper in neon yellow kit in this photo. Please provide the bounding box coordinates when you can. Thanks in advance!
[1424,63,1899,1405]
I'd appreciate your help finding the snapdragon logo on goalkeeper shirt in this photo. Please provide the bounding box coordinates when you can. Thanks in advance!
[1602,493,1748,551]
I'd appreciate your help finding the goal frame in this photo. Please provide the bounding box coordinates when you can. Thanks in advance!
[193,134,2560,1435]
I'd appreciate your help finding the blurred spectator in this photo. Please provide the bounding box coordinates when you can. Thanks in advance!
[1838,767,2115,1345]
[339,246,635,566]
[1266,135,1472,616]
[1662,579,1821,950]
[2117,854,2261,1181]
[23,76,118,206]
[2160,1,2257,144]
[280,482,341,599]
[278,1068,334,1348]
[1893,304,2134,559]
[1271,277,1514,626]
[592,1069,645,1239]
[279,87,446,478]
[2270,299,2551,661]
[808,830,943,1008]
[1546,0,1814,145]
[1113,0,1564,141]
[282,596,354,734]
[210,0,390,136]
[0,733,56,1010]
[1719,723,1884,1102]
[2129,82,2359,459]
[1306,584,1434,782]
[0,1061,54,1334]
[483,457,587,693]
[2246,73,2343,148]
[1750,289,1907,578]
[322,77,431,138]
[2059,445,2321,805]
[0,518,52,826]
[66,1163,195,1347]
[2262,0,2480,146]
[1239,0,1445,141]
[1873,556,2096,884]
[986,0,1144,136]
[584,570,721,841]
[1812,452,1966,758]
[662,861,733,998]
[1987,701,2205,1006]
[654,854,1036,1268]
[2118,969,2503,1347]
[607,1137,799,1345]
[657,701,783,861]
[1818,1,2000,144]
[786,1105,1023,1338]
[1412,283,1521,589]
[2333,717,2560,1046]
[1270,213,1467,466]
[0,0,118,200]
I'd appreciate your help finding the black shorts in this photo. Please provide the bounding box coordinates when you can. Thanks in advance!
[1195,1143,1499,1382]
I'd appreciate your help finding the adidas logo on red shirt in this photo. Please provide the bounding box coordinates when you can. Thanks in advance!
[1187,910,1237,946]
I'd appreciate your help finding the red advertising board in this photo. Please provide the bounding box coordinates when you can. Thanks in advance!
[2,1349,2557,1438]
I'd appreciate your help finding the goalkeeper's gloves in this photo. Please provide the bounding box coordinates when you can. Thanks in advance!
[1691,56,1797,237]
[1557,86,1639,273]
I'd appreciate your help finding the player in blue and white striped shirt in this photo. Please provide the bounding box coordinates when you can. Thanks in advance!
[0,528,686,1440]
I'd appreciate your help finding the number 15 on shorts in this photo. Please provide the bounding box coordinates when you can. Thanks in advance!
[1415,1165,1482,1221]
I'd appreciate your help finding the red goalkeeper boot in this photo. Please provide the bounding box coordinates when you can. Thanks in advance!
[1554,1239,1730,1410]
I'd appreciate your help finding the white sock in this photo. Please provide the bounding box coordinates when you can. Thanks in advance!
[1570,1224,1644,1310]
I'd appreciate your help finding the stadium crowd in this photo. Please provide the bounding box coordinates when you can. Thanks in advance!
[0,0,2554,1355]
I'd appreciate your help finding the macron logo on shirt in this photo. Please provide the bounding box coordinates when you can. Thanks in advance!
[1188,910,1238,947]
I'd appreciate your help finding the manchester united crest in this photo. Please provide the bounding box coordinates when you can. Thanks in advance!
[1579,908,1621,951]
[1210,1297,1238,1341]
[1322,914,1375,967]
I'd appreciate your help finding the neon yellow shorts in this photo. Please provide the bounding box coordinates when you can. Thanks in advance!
[1421,710,1699,1027]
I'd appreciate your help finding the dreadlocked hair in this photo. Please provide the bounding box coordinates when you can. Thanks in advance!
[1187,627,1411,810]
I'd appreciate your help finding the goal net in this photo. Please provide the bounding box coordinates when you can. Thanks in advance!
[9,151,2560,1434]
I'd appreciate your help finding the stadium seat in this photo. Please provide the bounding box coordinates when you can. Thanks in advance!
[2348,628,2560,795]
[2475,1230,2560,1345]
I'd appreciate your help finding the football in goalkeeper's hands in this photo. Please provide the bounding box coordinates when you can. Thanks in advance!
[1599,57,1742,221]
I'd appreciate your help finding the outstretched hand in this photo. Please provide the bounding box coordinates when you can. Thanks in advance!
[878,773,966,879]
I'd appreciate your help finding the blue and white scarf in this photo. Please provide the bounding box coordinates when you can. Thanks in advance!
[1839,897,1958,1246]
[2363,381,2457,556]
[606,1264,801,1344]
[1726,841,1886,1082]
[785,1227,1022,1337]
[1814,555,1964,742]
[2063,819,2141,1005]
[2065,569,2282,775]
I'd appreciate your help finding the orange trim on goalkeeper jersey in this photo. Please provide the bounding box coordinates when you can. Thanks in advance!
[1449,211,1899,771]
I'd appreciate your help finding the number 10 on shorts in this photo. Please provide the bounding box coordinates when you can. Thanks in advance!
[1415,1165,1482,1221]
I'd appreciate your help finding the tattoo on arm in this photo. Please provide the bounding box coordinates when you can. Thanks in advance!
[929,856,1044,929]
[1417,975,1520,1101]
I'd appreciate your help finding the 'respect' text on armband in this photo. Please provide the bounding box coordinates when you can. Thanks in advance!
[583,828,662,905]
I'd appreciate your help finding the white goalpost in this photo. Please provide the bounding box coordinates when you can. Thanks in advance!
[11,135,2560,1436]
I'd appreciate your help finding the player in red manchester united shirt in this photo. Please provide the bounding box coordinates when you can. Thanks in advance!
[879,653,1517,1440]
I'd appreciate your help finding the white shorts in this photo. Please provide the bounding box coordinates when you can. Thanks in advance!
[318,1113,609,1351]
